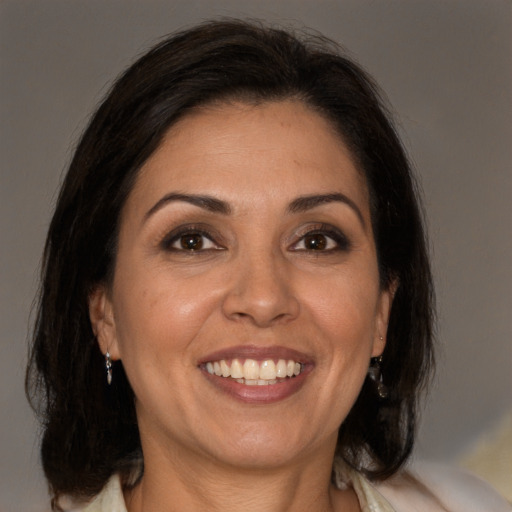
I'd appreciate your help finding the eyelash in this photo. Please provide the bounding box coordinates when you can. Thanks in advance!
[290,224,351,253]
[159,223,350,254]
[160,225,223,253]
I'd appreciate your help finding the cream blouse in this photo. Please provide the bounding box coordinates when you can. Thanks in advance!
[62,458,511,512]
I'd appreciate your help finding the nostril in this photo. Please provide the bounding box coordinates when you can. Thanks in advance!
[221,265,300,327]
[223,300,299,327]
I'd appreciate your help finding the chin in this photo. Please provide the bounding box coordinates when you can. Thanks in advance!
[201,421,330,471]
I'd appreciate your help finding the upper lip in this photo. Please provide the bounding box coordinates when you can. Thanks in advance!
[198,345,314,365]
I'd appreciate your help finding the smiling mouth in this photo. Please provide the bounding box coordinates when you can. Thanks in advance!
[204,358,303,386]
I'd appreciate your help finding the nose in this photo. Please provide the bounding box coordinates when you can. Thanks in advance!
[221,252,300,328]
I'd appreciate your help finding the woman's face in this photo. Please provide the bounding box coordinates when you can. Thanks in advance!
[91,100,393,471]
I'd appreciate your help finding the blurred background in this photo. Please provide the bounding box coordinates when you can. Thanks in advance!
[1,1,510,510]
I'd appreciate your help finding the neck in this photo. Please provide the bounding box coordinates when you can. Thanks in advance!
[124,439,359,512]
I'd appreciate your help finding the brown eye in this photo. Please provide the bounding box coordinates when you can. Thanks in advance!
[162,229,221,252]
[303,233,327,250]
[291,226,350,253]
[178,233,204,251]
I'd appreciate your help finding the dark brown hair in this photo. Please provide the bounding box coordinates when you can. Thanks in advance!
[26,19,434,506]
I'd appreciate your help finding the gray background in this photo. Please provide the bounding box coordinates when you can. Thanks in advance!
[1,1,511,510]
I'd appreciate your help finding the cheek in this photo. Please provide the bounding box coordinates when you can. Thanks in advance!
[112,267,223,361]
[109,275,216,412]
[302,270,381,392]
[306,271,380,339]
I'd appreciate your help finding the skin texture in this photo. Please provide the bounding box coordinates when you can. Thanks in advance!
[89,100,393,512]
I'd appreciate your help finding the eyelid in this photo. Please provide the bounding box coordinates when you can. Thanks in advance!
[288,223,351,252]
[160,224,225,251]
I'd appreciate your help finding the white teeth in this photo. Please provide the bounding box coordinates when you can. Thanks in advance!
[230,359,243,378]
[259,360,276,380]
[276,359,287,378]
[205,357,303,383]
[220,360,230,378]
[243,359,260,380]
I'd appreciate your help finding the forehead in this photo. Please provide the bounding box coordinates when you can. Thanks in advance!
[126,100,370,218]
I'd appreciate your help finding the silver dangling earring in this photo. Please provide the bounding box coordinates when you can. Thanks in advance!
[105,350,112,385]
[368,351,388,399]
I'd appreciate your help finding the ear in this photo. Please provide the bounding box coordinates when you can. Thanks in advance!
[372,279,398,358]
[88,285,120,360]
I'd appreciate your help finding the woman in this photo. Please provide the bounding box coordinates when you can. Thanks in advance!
[26,19,509,512]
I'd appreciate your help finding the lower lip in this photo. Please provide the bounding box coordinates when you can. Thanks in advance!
[201,367,311,404]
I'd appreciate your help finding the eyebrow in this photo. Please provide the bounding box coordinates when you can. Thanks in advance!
[144,191,365,228]
[288,193,366,228]
[144,193,231,221]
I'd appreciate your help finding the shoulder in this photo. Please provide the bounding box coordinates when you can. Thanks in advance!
[374,461,511,512]
[57,474,127,512]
